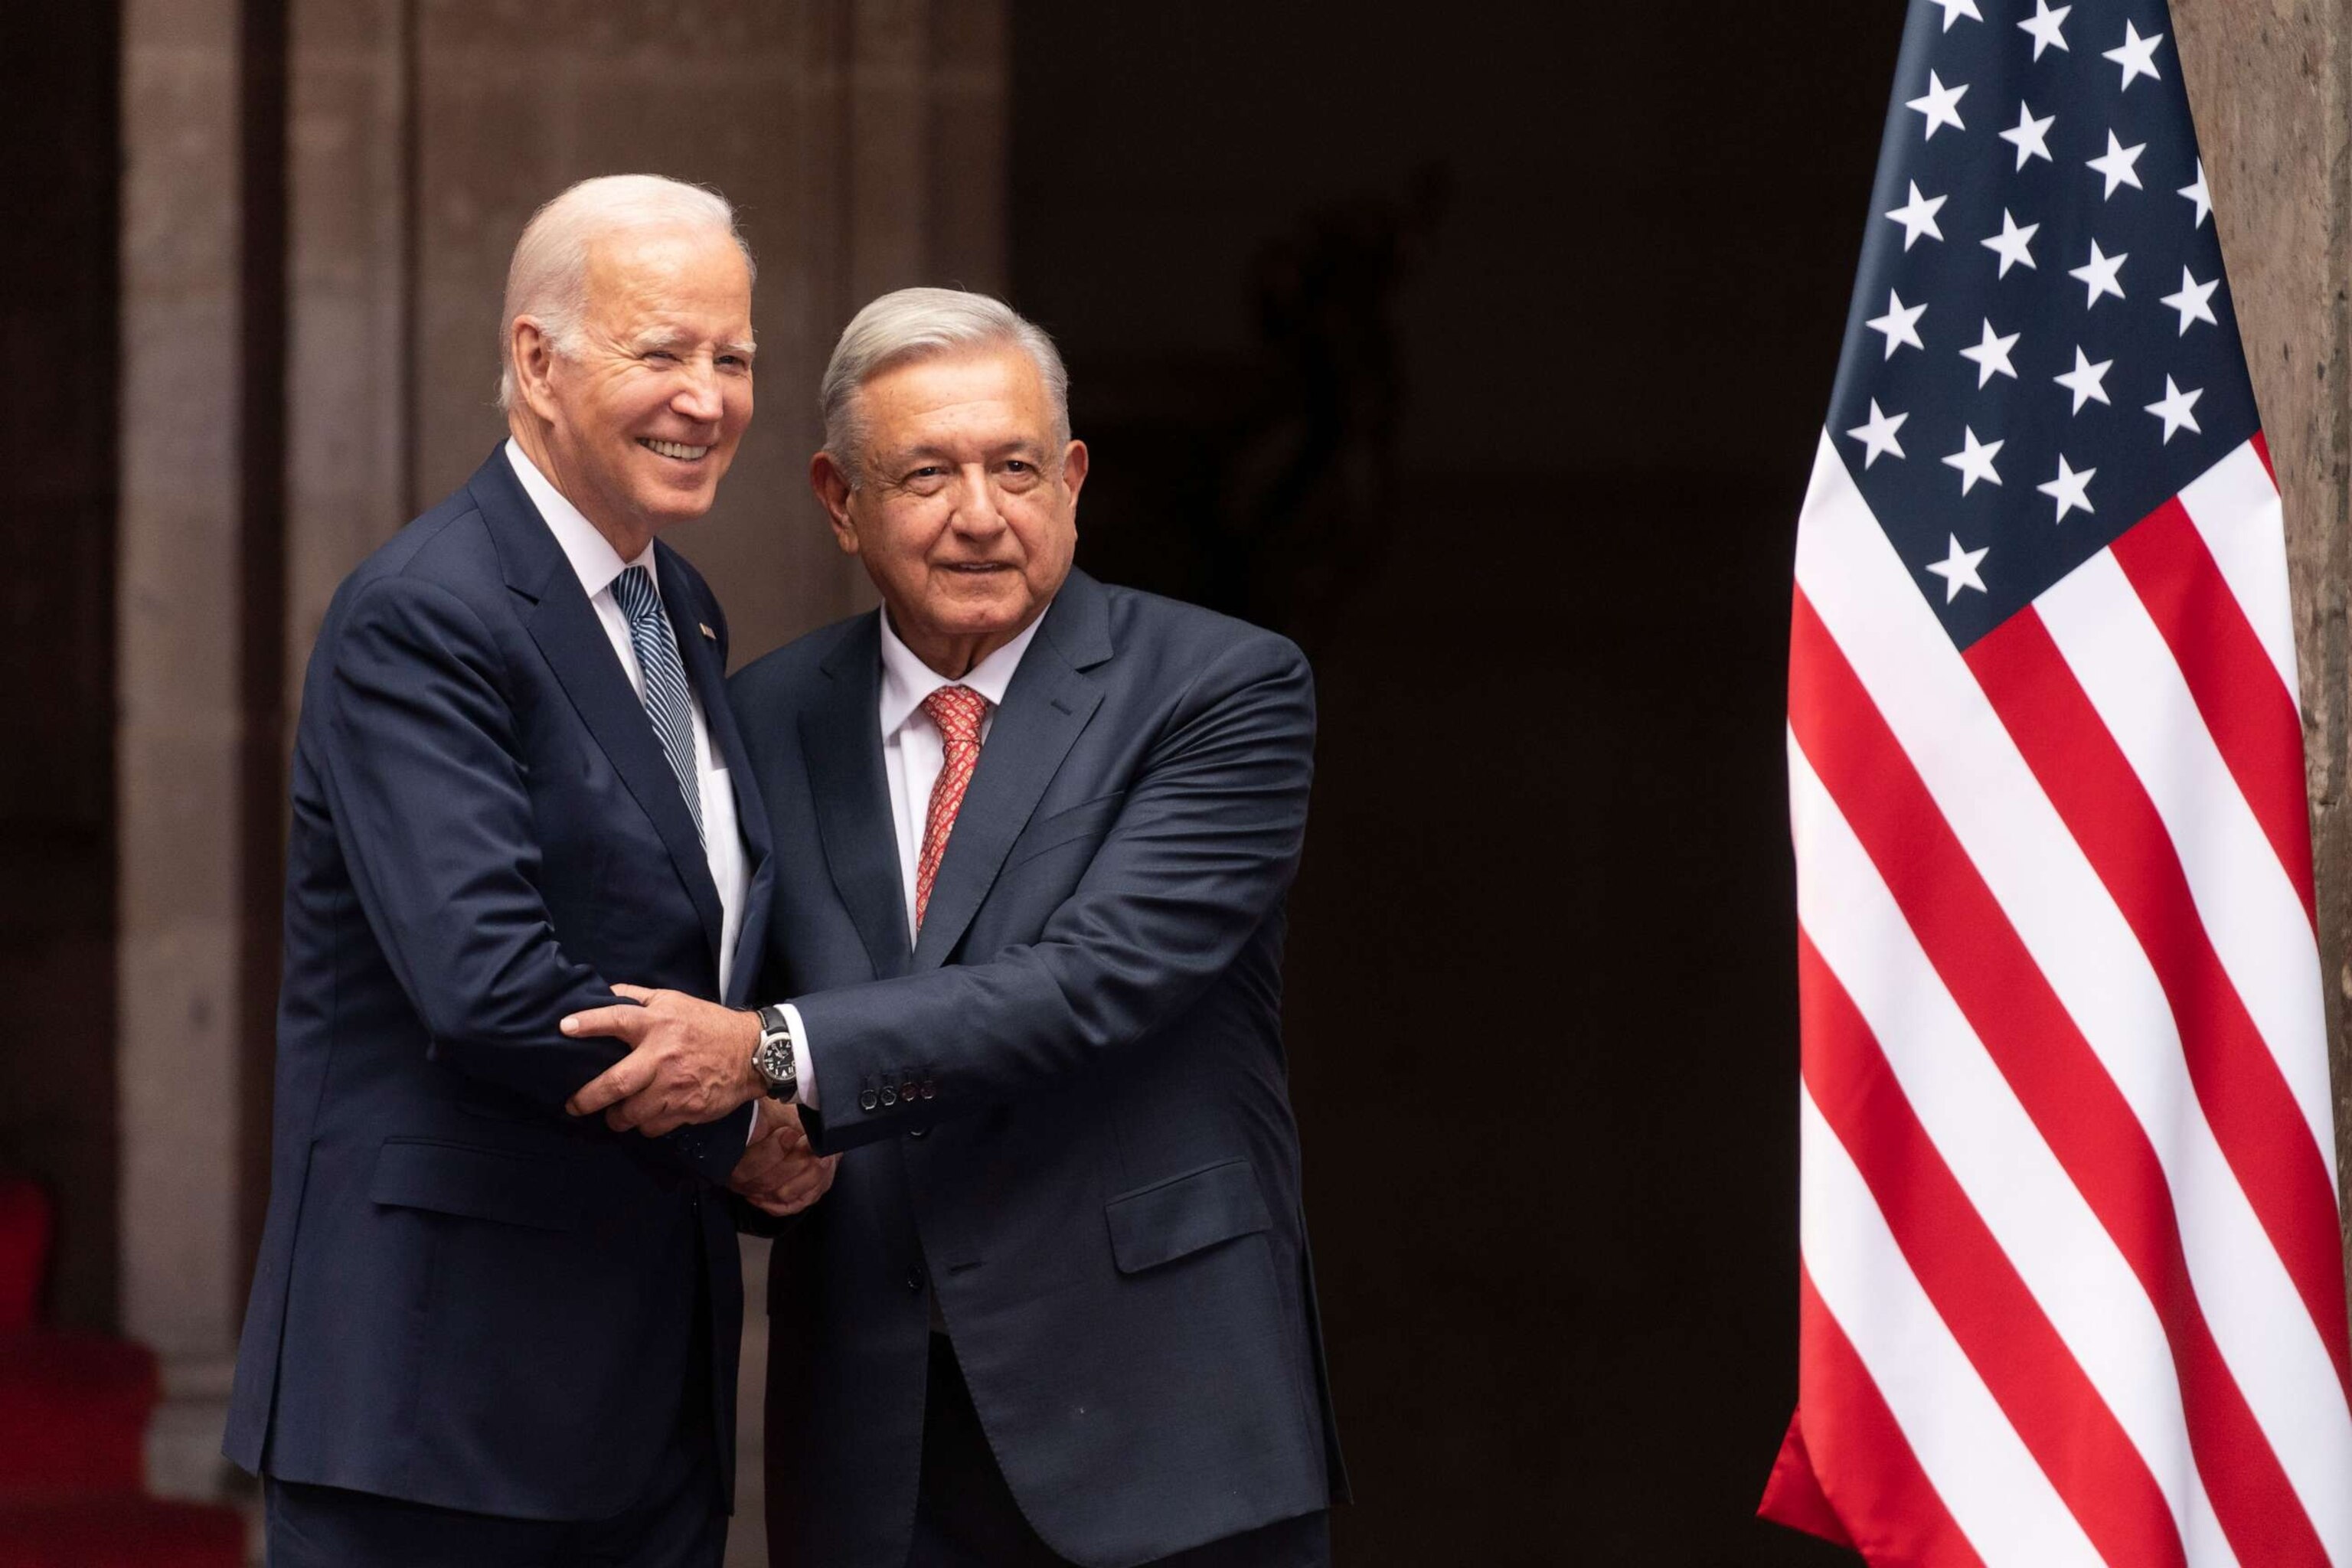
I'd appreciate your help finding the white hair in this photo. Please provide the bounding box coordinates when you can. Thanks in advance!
[496,174,755,411]
[818,287,1070,482]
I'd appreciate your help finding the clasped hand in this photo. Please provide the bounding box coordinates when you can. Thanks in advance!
[728,1102,839,1217]
[562,983,765,1136]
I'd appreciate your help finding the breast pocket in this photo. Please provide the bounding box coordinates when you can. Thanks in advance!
[1004,791,1126,873]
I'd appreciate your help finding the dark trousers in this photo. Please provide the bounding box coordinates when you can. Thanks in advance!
[909,1333,1329,1568]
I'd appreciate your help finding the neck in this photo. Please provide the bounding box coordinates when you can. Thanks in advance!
[889,610,1034,682]
[508,416,655,562]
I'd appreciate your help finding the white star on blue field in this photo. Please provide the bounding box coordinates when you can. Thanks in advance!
[1826,1,2256,648]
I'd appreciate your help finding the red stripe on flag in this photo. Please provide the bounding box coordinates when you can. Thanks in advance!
[1797,931,2188,1568]
[2252,430,2277,490]
[1788,588,2332,1568]
[1758,1410,1855,1547]
[2110,499,2316,923]
[1966,596,2352,1402]
[1792,1265,1986,1568]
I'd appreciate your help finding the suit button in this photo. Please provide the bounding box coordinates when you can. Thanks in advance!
[904,1266,923,1292]
[920,1079,937,1101]
[900,1079,920,1105]
[858,1087,880,1112]
[907,1125,929,1139]
[879,1083,899,1107]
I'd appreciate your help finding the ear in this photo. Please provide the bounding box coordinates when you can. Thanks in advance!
[1059,439,1089,509]
[511,317,563,424]
[809,451,861,555]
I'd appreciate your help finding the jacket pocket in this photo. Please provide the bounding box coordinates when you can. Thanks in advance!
[1105,1158,1272,1275]
[1004,791,1125,871]
[369,1138,585,1233]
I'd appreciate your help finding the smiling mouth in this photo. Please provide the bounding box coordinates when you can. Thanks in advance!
[639,438,711,462]
[942,563,1011,574]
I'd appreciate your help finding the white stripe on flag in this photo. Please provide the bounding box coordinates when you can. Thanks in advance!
[1789,733,2226,1563]
[2036,550,2334,1165]
[1798,1086,2108,1568]
[2178,445,2298,701]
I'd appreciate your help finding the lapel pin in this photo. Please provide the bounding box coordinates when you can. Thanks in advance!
[697,622,717,641]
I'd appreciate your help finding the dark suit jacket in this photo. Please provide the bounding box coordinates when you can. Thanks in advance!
[731,570,1346,1568]
[224,449,771,1519]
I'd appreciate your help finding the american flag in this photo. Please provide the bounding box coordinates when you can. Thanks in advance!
[1758,2,2352,1564]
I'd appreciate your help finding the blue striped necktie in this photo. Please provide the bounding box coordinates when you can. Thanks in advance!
[610,565,706,848]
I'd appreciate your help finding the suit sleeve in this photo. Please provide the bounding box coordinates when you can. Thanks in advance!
[318,573,750,1183]
[792,630,1314,1153]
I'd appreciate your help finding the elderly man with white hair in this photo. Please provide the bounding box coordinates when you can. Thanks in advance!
[223,173,831,1566]
[565,287,1348,1567]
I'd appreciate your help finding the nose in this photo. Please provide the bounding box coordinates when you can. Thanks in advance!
[671,359,724,426]
[947,466,1008,537]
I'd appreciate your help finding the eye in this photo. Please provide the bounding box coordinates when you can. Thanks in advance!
[645,349,678,364]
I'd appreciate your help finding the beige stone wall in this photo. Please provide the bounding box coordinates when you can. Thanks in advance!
[2174,2,2352,1270]
[118,0,256,1504]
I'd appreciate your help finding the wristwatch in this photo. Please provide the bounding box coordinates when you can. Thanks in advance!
[750,1004,799,1101]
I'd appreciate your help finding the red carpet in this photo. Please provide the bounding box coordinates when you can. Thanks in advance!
[0,1178,245,1565]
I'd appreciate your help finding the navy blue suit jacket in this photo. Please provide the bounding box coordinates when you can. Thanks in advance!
[732,570,1345,1568]
[224,450,771,1519]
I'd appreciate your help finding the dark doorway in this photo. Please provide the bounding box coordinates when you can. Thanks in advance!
[0,0,124,1333]
[1011,4,1903,1560]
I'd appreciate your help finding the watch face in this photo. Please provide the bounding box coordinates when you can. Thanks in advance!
[757,1034,794,1087]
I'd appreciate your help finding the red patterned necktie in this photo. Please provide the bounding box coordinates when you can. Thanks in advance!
[915,684,990,930]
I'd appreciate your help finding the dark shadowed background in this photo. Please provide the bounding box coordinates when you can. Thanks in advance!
[3,2,1907,1560]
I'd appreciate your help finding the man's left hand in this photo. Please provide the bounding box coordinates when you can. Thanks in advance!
[561,983,764,1135]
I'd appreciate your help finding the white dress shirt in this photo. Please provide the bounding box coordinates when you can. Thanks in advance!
[503,440,750,996]
[773,603,1049,1113]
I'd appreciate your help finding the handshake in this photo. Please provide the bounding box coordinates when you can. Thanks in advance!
[559,982,838,1218]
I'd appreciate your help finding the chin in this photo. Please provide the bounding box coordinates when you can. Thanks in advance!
[638,481,721,524]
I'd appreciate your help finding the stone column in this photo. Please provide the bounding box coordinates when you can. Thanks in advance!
[288,0,413,688]
[117,0,251,1501]
[2174,2,2352,1275]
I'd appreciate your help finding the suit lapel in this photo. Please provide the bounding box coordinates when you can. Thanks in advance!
[800,616,913,980]
[911,578,1109,971]
[660,543,773,1002]
[472,452,725,962]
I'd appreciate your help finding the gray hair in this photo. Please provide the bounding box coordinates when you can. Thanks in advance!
[497,174,756,411]
[818,287,1070,482]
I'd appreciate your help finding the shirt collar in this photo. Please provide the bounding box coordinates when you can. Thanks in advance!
[504,438,656,600]
[877,603,1049,738]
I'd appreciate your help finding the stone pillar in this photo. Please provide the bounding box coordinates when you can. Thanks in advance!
[2173,3,2352,1272]
[288,0,413,690]
[117,0,251,1501]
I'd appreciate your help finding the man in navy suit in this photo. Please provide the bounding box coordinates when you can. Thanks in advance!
[224,175,832,1566]
[567,289,1346,1567]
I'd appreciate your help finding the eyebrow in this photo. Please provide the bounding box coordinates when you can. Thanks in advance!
[628,328,757,358]
[884,437,1049,467]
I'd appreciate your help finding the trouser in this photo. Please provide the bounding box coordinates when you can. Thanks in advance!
[906,1332,1330,1568]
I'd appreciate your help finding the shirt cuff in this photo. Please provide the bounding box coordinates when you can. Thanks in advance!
[744,1099,760,1148]
[782,1001,818,1112]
